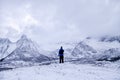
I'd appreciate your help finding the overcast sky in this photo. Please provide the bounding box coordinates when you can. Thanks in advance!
[0,0,120,45]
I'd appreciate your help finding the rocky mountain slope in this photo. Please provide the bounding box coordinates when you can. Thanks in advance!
[0,35,50,63]
[72,36,120,61]
[0,38,16,60]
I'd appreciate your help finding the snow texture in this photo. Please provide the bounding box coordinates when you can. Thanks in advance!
[0,63,120,80]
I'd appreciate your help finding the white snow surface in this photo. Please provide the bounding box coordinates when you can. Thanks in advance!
[0,63,120,80]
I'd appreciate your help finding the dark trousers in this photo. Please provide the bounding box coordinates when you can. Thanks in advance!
[59,56,64,63]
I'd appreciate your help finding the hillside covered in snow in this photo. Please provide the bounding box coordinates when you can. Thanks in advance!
[72,36,120,62]
[0,35,51,67]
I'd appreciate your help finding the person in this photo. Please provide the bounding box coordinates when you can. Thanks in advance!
[58,46,64,63]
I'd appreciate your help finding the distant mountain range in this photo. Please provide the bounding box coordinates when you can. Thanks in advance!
[0,35,49,63]
[72,36,120,61]
[0,35,120,64]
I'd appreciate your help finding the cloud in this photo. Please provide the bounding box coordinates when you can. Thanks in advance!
[55,0,120,36]
[0,0,120,44]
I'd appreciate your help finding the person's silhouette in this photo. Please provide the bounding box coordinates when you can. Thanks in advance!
[58,46,64,63]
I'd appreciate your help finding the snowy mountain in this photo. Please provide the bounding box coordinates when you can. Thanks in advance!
[0,38,16,60]
[0,35,50,65]
[1,35,120,64]
[72,41,97,58]
[0,38,11,59]
[97,48,120,62]
[3,35,49,63]
[72,36,120,62]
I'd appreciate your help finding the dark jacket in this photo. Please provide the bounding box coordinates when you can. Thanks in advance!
[59,48,64,56]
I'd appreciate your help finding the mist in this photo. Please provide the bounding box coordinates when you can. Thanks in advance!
[0,0,120,44]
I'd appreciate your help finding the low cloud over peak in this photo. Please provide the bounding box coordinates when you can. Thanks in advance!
[0,0,120,44]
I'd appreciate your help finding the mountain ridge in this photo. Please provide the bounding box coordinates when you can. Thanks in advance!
[0,35,50,63]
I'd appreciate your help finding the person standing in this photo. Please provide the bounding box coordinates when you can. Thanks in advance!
[59,46,64,63]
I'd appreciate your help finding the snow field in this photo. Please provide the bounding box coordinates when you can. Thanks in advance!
[0,63,120,80]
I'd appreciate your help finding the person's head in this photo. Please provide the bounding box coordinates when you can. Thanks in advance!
[60,46,63,49]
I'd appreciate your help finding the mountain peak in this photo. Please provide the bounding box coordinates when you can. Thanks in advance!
[17,34,31,46]
[20,34,28,40]
[0,38,11,44]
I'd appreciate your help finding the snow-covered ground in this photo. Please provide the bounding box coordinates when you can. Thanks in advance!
[0,62,120,80]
